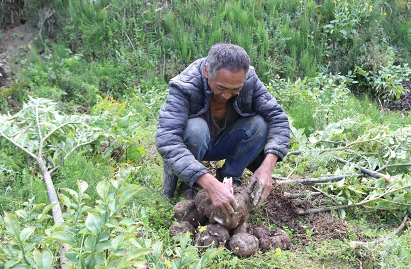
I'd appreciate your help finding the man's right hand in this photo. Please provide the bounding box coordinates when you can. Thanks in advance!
[196,173,237,215]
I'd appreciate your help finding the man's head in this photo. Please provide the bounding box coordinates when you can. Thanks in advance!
[205,43,250,103]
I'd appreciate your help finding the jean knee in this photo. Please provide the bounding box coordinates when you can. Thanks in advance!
[249,115,268,138]
[184,117,210,145]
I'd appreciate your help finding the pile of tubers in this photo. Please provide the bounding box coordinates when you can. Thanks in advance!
[170,186,291,257]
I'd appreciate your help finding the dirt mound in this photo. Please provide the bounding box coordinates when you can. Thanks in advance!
[0,24,35,53]
[171,182,362,251]
[0,22,36,109]
[386,81,411,112]
[301,213,360,242]
[256,184,362,246]
[264,184,300,227]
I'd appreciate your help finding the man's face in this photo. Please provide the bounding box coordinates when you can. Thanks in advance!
[205,67,246,104]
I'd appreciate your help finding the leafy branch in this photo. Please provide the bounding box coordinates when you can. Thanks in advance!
[0,97,100,268]
[296,185,411,215]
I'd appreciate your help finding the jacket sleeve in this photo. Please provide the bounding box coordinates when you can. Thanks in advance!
[156,85,208,187]
[250,70,290,160]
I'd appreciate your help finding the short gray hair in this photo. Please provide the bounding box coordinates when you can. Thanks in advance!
[206,43,250,79]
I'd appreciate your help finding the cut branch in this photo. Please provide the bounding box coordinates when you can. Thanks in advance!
[36,100,44,158]
[284,191,322,199]
[275,174,362,185]
[349,215,408,249]
[0,130,38,161]
[334,157,391,183]
[296,185,411,215]
[378,163,411,171]
[43,122,80,143]
[320,135,396,153]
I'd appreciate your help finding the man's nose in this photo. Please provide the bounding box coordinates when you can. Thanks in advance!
[221,92,231,100]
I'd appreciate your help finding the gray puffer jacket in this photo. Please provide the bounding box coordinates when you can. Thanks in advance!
[156,58,290,188]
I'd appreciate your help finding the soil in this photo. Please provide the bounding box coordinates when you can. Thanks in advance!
[257,184,363,246]
[0,24,36,54]
[252,225,291,251]
[0,23,36,108]
[171,180,361,254]
[386,81,411,112]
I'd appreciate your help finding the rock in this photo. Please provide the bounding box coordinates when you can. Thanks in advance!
[195,224,230,248]
[229,233,259,257]
[173,199,208,228]
[253,226,291,251]
[232,222,248,235]
[169,221,195,237]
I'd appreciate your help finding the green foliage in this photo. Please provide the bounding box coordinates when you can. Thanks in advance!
[354,63,411,102]
[268,72,353,134]
[20,44,134,107]
[54,151,110,195]
[23,0,409,85]
[378,229,411,268]
[0,97,100,169]
[2,0,411,267]
[0,171,221,268]
[280,115,411,214]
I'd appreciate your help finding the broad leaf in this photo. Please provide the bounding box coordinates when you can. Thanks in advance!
[84,235,97,252]
[85,213,105,235]
[20,227,35,243]
[37,203,58,221]
[94,240,112,253]
[96,180,110,200]
[123,248,152,263]
[33,248,53,269]
[77,179,89,194]
[4,212,20,240]
[48,231,76,244]
[116,185,139,209]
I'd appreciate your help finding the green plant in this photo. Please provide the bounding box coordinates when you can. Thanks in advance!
[0,97,102,264]
[1,171,221,268]
[354,63,411,102]
[268,72,353,133]
[378,229,411,268]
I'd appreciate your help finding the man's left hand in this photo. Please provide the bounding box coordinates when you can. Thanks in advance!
[247,153,278,207]
[248,168,272,207]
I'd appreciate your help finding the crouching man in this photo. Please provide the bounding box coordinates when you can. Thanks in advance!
[156,43,290,214]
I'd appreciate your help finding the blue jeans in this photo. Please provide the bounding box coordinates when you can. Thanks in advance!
[184,115,267,185]
[163,115,267,198]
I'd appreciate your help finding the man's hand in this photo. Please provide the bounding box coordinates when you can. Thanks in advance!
[248,168,272,207]
[248,154,278,207]
[197,173,237,215]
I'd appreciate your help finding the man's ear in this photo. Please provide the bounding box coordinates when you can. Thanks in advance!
[204,64,209,79]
